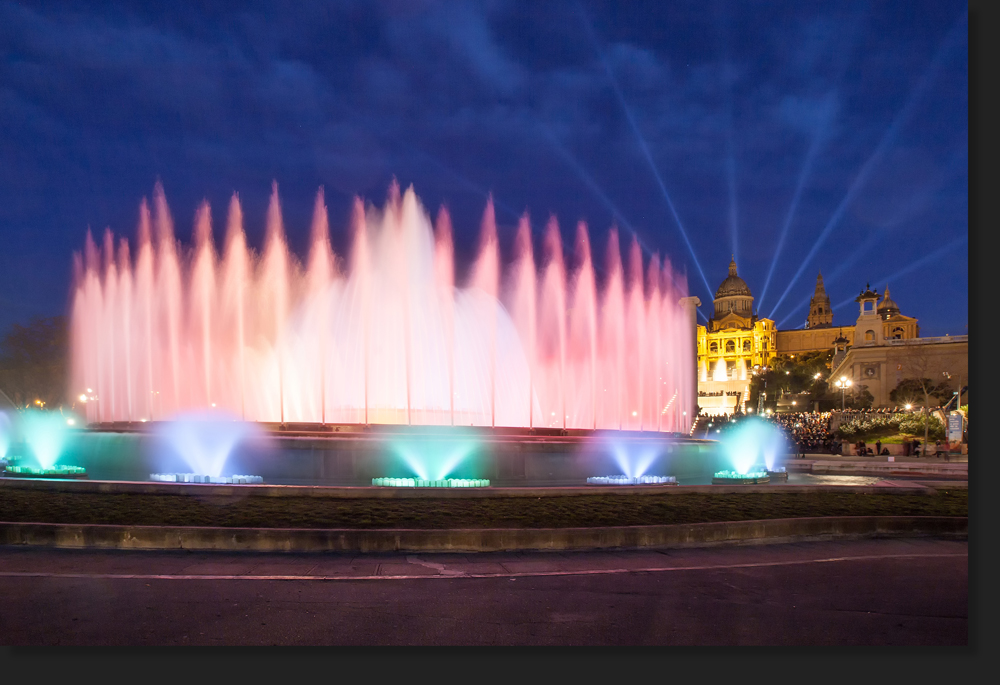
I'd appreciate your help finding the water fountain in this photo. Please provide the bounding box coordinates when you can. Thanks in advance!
[66,181,706,486]
[147,410,265,484]
[1,409,87,478]
[712,417,788,484]
[0,410,11,468]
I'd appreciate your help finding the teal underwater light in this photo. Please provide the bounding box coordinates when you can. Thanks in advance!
[4,465,87,479]
[372,477,490,488]
[712,470,770,484]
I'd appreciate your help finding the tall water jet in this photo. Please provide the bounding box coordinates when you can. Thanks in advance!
[468,198,500,427]
[189,202,216,412]
[153,183,183,419]
[70,183,696,434]
[625,236,645,431]
[258,182,293,423]
[569,222,599,430]
[602,229,626,430]
[504,214,537,428]
[220,194,249,420]
[538,218,567,428]
[433,207,456,425]
[306,188,335,423]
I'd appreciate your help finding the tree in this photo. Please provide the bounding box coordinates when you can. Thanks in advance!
[0,316,68,410]
[853,384,874,409]
[889,378,952,407]
[748,350,836,412]
[893,348,958,457]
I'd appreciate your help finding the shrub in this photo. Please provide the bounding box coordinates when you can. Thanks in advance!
[897,414,945,441]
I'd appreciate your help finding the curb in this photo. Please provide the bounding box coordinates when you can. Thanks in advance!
[786,460,967,477]
[0,516,967,553]
[0,477,942,498]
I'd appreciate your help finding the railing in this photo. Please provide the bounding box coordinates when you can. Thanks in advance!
[882,335,967,345]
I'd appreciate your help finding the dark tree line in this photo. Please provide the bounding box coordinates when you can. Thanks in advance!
[0,316,68,410]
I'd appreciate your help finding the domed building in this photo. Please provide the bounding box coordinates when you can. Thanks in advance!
[696,257,931,415]
[695,258,777,415]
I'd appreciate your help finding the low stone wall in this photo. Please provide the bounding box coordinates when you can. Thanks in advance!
[844,443,968,456]
[0,516,968,553]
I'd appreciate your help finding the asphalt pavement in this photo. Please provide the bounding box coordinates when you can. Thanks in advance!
[0,537,967,645]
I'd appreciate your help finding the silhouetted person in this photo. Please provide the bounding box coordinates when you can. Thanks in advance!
[875,439,881,455]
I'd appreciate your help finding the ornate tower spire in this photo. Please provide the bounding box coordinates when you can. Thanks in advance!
[728,256,737,276]
[807,270,832,329]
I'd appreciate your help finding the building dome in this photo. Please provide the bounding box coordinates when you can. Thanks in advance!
[878,284,900,318]
[715,258,752,299]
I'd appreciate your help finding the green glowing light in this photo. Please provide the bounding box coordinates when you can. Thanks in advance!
[711,470,770,485]
[714,470,769,479]
[4,465,87,478]
[372,477,490,488]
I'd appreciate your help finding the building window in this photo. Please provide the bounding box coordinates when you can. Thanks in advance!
[864,329,875,342]
[710,342,718,353]
[892,327,904,339]
[743,340,751,352]
[726,340,736,353]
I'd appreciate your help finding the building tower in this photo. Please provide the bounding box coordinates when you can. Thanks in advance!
[806,271,833,329]
[854,283,883,346]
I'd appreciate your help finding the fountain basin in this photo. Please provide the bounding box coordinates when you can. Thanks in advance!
[372,477,490,488]
[767,467,788,482]
[586,475,677,485]
[712,470,770,485]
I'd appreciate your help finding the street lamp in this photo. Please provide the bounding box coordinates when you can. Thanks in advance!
[834,376,852,411]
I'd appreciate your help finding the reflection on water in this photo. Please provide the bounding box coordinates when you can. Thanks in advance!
[786,473,883,486]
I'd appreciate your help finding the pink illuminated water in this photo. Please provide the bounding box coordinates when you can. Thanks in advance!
[71,182,695,432]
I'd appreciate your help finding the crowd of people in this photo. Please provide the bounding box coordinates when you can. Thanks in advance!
[761,411,840,455]
[699,409,841,454]
[699,405,945,457]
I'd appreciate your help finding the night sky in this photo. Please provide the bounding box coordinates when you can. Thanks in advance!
[0,0,969,339]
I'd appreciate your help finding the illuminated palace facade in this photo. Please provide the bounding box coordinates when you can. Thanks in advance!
[696,258,921,415]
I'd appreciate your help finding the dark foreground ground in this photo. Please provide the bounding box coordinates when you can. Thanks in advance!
[0,537,966,646]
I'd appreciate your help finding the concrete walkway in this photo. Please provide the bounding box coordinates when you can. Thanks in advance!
[0,537,968,645]
[787,453,968,477]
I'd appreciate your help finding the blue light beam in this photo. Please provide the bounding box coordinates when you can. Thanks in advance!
[540,126,709,322]
[757,93,836,311]
[826,236,967,314]
[576,3,714,303]
[768,9,967,321]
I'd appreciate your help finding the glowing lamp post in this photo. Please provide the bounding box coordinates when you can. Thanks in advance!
[834,376,852,411]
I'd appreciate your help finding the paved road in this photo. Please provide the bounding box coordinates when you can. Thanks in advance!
[0,538,966,646]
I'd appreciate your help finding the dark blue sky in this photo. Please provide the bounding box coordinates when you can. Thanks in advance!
[0,0,968,338]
